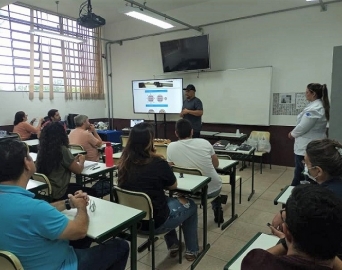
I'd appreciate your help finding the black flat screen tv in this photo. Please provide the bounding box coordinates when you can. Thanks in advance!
[132,78,183,114]
[160,35,210,73]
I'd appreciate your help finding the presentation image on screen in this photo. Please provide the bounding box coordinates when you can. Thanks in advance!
[132,78,183,114]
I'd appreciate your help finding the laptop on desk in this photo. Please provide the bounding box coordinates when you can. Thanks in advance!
[213,140,230,150]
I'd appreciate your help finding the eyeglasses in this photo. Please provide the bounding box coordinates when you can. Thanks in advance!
[280,209,286,223]
[89,200,96,212]
[301,160,316,170]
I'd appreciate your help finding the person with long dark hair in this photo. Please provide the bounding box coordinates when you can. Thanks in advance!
[13,111,43,140]
[36,122,97,201]
[289,83,330,186]
[117,122,200,261]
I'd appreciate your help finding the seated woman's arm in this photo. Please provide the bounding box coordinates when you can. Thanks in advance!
[68,154,85,174]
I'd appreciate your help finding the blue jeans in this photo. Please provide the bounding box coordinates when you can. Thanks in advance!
[154,197,199,254]
[74,238,129,270]
[291,154,305,186]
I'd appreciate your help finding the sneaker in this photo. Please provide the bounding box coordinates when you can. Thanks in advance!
[185,247,203,262]
[169,242,184,258]
[214,208,224,223]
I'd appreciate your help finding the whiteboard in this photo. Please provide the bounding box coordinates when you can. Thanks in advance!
[178,66,272,125]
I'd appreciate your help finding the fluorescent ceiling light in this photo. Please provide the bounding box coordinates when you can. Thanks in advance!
[29,29,85,43]
[125,11,174,29]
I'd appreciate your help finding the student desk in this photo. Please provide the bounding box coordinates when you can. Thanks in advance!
[216,159,239,230]
[200,131,220,137]
[70,148,87,156]
[215,148,256,201]
[27,179,48,194]
[173,172,211,270]
[274,185,294,206]
[24,139,39,146]
[62,196,146,270]
[215,132,248,143]
[224,232,279,270]
[76,163,116,201]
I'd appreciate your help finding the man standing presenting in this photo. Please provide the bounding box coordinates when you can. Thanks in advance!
[69,115,103,162]
[181,84,203,138]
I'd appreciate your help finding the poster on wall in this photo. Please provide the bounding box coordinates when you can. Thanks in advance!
[272,93,308,115]
[279,93,295,104]
[295,93,308,110]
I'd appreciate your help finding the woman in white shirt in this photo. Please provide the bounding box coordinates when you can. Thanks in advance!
[289,83,330,186]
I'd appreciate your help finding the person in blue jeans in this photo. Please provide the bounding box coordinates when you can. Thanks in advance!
[117,122,200,261]
[0,138,129,270]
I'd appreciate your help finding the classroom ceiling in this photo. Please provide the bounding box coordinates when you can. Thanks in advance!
[17,0,330,26]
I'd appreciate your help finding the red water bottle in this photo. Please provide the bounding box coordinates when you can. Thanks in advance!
[105,142,114,167]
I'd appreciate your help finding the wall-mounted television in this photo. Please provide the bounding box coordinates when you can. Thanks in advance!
[160,35,210,73]
[132,78,183,114]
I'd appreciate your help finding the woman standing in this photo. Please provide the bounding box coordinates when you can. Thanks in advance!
[13,111,43,140]
[289,83,330,186]
[117,122,200,261]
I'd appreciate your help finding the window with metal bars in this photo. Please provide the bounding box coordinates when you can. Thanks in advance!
[0,3,104,100]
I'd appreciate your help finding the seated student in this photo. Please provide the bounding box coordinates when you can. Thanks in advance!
[269,138,342,260]
[0,139,129,270]
[167,119,223,223]
[242,185,342,270]
[41,109,67,130]
[13,111,43,140]
[69,114,103,162]
[36,122,97,201]
[117,122,200,261]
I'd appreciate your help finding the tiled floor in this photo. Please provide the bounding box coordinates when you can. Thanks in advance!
[122,164,294,270]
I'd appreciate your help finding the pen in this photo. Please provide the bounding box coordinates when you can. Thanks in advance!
[91,166,100,170]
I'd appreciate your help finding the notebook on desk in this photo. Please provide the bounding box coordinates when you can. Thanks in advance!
[213,140,230,150]
[82,161,98,168]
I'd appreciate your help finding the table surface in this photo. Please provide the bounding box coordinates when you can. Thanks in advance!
[26,179,46,190]
[215,132,247,139]
[224,233,279,270]
[173,172,211,194]
[200,131,220,136]
[215,147,256,155]
[274,185,294,205]
[24,139,39,146]
[80,162,116,175]
[62,196,145,240]
[217,159,239,170]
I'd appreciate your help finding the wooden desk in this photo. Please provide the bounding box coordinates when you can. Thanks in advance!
[216,159,239,230]
[173,173,211,270]
[62,196,146,270]
[215,148,256,201]
[24,139,39,146]
[26,179,48,194]
[76,163,116,201]
[274,185,294,205]
[224,232,279,270]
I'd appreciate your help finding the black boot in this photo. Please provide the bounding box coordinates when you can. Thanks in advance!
[214,208,224,223]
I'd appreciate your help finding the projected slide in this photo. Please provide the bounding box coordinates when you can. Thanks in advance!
[132,78,183,114]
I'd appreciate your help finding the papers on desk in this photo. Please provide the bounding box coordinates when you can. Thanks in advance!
[79,161,98,168]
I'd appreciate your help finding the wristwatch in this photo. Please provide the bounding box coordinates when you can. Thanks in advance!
[65,199,71,210]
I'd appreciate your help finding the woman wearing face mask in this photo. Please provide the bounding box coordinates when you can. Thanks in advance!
[270,138,342,238]
[289,83,330,186]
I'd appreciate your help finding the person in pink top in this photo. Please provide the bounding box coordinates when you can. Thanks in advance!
[13,111,43,140]
[69,115,103,162]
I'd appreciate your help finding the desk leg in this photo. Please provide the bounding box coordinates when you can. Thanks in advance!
[191,185,210,270]
[221,166,239,230]
[75,174,83,186]
[130,223,138,270]
[109,170,114,202]
[247,152,255,201]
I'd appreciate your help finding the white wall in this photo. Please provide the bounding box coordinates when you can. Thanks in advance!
[104,3,342,126]
[0,92,106,125]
